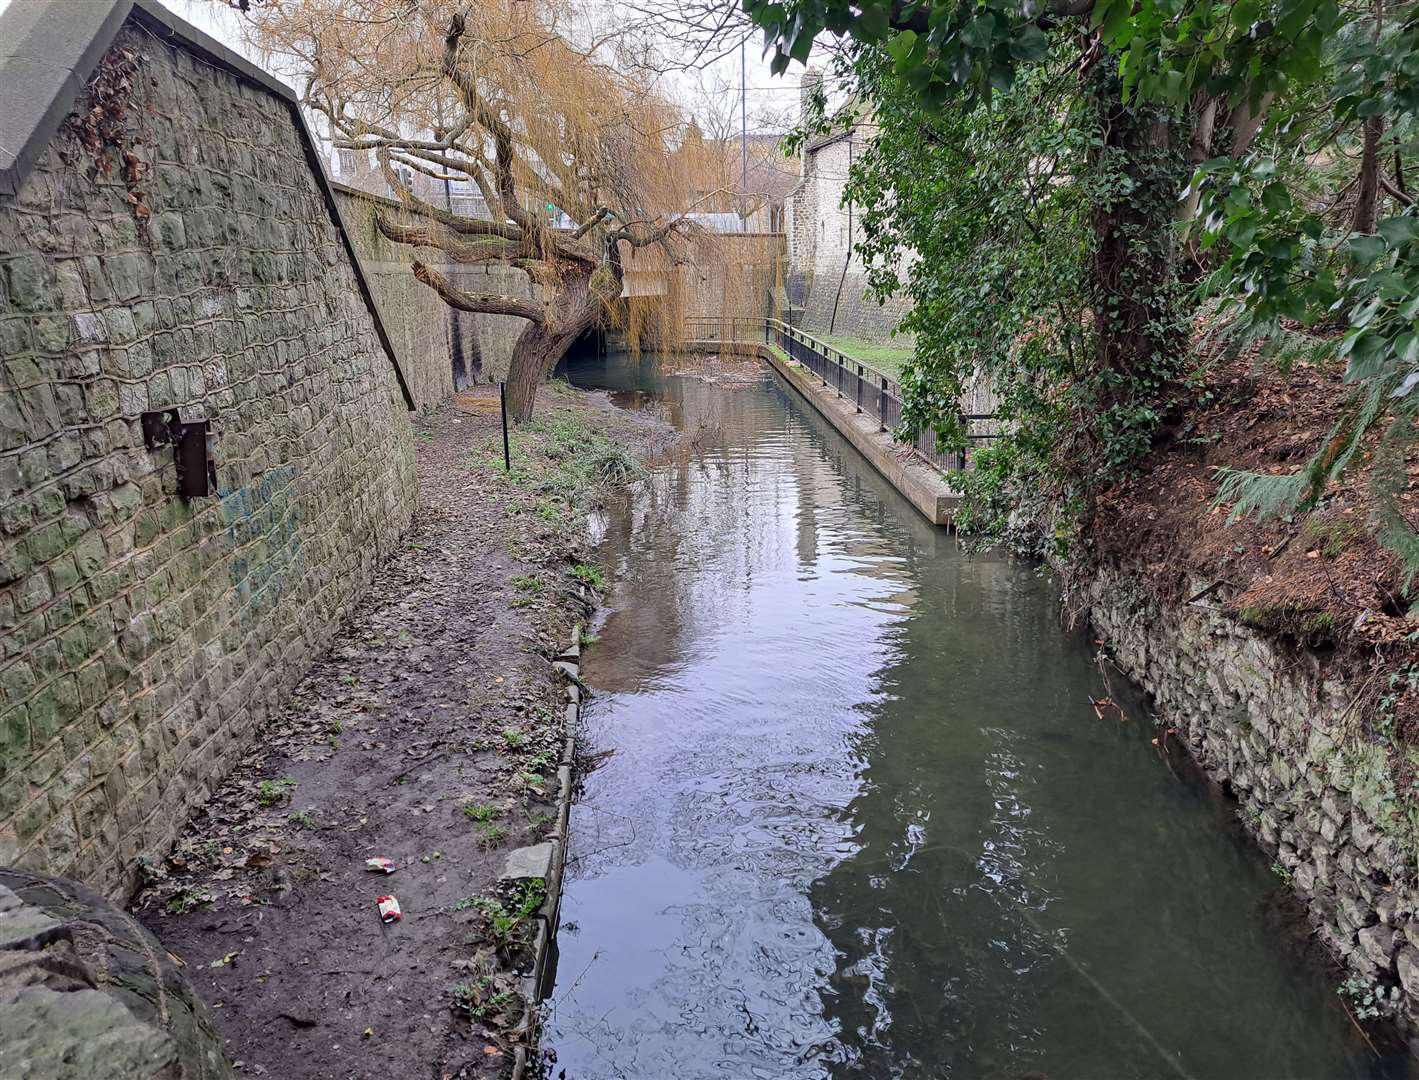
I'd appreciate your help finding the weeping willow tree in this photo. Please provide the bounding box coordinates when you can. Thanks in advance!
[238,0,741,420]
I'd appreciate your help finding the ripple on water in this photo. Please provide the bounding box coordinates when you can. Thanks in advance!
[546,355,1390,1080]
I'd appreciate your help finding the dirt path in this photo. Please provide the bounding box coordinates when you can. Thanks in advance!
[131,382,663,1080]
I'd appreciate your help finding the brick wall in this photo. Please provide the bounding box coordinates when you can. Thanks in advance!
[0,24,414,898]
[331,186,477,406]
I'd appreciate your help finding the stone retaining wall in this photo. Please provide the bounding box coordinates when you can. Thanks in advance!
[0,19,414,898]
[331,186,536,395]
[1079,566,1419,1049]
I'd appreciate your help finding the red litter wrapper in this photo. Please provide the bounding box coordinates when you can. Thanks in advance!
[376,895,402,923]
[365,857,397,875]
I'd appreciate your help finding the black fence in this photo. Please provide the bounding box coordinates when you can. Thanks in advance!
[682,317,995,473]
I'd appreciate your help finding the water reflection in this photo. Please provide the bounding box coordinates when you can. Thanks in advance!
[546,355,1395,1080]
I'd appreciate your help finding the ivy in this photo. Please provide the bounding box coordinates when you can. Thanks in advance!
[802,38,1185,538]
[752,0,1419,579]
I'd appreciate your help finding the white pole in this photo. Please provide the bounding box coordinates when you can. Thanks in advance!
[740,40,748,225]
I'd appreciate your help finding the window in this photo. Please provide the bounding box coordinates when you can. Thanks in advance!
[337,149,356,176]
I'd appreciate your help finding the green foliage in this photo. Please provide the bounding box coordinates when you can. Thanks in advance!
[748,0,1343,111]
[750,0,1419,575]
[452,978,517,1019]
[1373,415,1419,603]
[468,879,546,951]
[1212,468,1314,522]
[1339,975,1401,1021]
[571,562,608,591]
[164,886,215,915]
[835,42,1185,535]
[476,822,508,848]
[1212,380,1387,523]
[1302,515,1358,558]
[256,777,297,807]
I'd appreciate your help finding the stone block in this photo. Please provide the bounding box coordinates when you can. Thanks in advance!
[501,842,554,883]
[4,256,48,312]
[1358,923,1396,970]
[1400,945,1419,999]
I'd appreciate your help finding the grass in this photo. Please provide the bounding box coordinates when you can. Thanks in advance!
[463,802,503,823]
[815,334,914,380]
[256,777,297,807]
[472,383,643,521]
[465,879,547,951]
[1303,515,1359,558]
[476,822,508,848]
[571,562,607,591]
[287,809,317,830]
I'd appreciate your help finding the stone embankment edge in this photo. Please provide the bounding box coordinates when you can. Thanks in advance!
[746,344,959,526]
[506,597,586,1080]
[1077,565,1419,1055]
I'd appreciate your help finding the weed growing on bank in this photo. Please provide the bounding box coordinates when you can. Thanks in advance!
[468,380,643,607]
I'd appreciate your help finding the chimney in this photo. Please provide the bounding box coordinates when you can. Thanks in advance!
[799,67,823,127]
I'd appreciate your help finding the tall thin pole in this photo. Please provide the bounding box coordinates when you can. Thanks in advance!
[499,382,511,472]
[740,40,748,225]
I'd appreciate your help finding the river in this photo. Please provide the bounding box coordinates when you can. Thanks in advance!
[545,352,1399,1080]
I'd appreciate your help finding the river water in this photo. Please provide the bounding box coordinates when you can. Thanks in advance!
[546,353,1396,1080]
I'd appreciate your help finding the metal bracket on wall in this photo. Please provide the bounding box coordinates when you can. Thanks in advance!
[141,409,217,499]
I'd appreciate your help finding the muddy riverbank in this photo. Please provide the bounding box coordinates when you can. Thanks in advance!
[130,382,666,1080]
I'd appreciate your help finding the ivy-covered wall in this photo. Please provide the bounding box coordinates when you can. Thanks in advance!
[0,21,414,898]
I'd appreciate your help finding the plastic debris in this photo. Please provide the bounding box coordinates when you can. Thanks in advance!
[377,895,402,923]
[364,857,397,875]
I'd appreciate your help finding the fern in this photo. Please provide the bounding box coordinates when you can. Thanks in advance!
[1212,467,1313,521]
[1372,415,1419,601]
[1199,304,1341,375]
[1212,381,1388,522]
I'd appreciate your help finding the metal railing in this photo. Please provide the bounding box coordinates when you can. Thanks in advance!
[683,317,770,345]
[682,317,997,473]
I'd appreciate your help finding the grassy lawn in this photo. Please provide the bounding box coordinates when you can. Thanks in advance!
[813,334,914,380]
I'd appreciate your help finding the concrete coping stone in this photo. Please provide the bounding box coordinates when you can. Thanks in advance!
[500,842,555,883]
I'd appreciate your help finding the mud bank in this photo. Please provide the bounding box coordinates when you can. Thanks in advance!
[128,383,664,1080]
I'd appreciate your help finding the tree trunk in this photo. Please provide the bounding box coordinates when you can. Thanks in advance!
[1088,70,1181,386]
[1353,115,1384,235]
[1353,0,1386,235]
[502,280,600,422]
[503,322,580,421]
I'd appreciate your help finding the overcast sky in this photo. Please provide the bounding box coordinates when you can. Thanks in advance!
[0,0,814,133]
